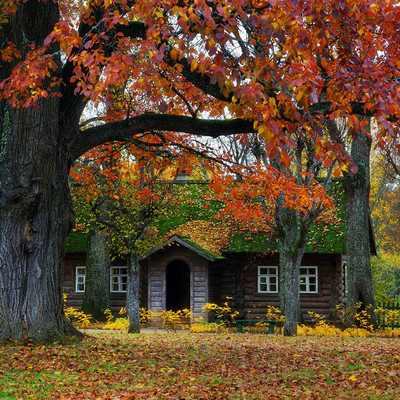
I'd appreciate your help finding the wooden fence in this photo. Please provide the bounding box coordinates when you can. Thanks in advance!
[376,302,400,329]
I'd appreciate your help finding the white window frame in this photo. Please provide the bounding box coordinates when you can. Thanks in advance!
[299,266,318,293]
[75,266,86,293]
[110,266,128,293]
[258,266,278,293]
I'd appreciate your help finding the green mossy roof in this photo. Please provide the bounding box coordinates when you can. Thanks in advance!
[66,182,346,255]
[65,231,88,253]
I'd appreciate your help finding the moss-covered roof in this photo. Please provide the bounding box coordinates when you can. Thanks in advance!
[65,231,88,253]
[66,182,347,255]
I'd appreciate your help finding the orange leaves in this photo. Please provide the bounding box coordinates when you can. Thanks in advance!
[0,47,61,109]
[2,331,400,399]
[0,42,21,63]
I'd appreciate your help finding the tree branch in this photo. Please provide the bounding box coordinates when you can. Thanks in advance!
[71,113,255,159]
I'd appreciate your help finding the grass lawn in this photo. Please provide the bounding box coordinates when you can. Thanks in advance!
[0,331,399,399]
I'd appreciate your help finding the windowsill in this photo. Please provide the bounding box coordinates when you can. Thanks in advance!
[254,292,321,297]
[254,292,279,297]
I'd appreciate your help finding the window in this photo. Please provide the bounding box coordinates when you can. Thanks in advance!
[75,266,86,293]
[258,266,278,293]
[299,267,318,293]
[110,266,128,293]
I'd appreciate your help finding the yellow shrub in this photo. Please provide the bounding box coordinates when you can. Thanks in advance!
[375,306,400,328]
[266,306,285,324]
[64,307,92,328]
[190,322,226,333]
[140,308,156,326]
[295,311,372,337]
[158,308,192,331]
[102,318,130,330]
[202,299,239,321]
[63,294,92,328]
[102,308,129,330]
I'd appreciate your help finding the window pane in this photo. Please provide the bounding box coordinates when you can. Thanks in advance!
[260,283,267,292]
[300,277,306,284]
[260,267,268,275]
[308,267,317,275]
[260,277,267,284]
[270,284,277,292]
[309,285,316,292]
[269,268,276,275]
[111,267,119,275]
[121,267,128,275]
[300,284,306,292]
[309,277,316,284]
[270,277,276,284]
[300,268,307,275]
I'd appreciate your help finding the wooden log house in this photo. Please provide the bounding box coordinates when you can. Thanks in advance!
[63,184,376,323]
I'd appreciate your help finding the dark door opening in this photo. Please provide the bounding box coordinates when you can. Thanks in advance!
[166,260,190,311]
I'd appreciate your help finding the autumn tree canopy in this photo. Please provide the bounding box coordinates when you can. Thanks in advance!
[1,0,399,341]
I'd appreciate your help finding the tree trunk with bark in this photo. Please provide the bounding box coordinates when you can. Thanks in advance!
[344,123,376,325]
[81,228,111,320]
[276,205,308,336]
[126,253,141,333]
[0,2,83,342]
[0,99,81,341]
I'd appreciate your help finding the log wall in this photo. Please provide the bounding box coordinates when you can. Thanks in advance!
[64,253,147,314]
[209,253,342,322]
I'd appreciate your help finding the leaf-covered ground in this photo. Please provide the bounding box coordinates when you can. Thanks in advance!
[0,331,399,399]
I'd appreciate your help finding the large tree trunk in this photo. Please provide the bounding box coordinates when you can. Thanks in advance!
[0,101,80,341]
[344,122,376,325]
[282,251,305,336]
[81,228,110,320]
[0,1,82,342]
[126,253,141,333]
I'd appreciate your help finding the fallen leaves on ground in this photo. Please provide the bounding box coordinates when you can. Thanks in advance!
[0,332,399,399]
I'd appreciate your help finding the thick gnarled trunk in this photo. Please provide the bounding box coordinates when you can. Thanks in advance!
[344,125,376,325]
[0,101,80,341]
[126,254,141,333]
[82,229,111,320]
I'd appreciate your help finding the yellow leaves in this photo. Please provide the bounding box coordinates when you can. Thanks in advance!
[170,47,179,60]
[158,309,192,330]
[104,0,113,8]
[190,322,225,333]
[102,307,130,330]
[167,220,230,255]
[190,58,198,72]
[64,306,92,328]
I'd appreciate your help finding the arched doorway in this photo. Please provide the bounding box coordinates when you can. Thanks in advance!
[166,260,190,311]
